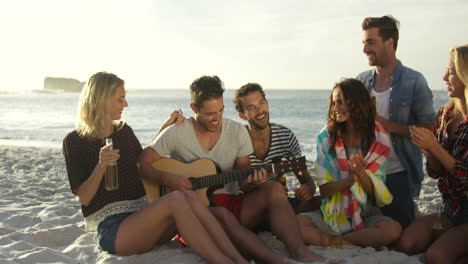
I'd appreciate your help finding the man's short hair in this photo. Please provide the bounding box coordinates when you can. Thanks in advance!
[233,83,266,113]
[190,75,225,109]
[362,15,400,51]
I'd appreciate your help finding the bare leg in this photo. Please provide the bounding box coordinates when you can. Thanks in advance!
[425,223,468,264]
[342,218,402,247]
[183,191,247,264]
[113,191,244,264]
[241,182,323,262]
[210,206,292,264]
[398,214,439,254]
[294,196,322,214]
[297,215,354,247]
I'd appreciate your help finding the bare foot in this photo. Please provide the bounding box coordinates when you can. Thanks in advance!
[321,233,354,248]
[291,246,324,262]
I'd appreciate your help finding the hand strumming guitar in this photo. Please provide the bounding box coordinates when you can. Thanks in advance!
[162,171,193,191]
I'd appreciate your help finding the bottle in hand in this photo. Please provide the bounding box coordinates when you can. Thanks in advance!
[105,138,119,191]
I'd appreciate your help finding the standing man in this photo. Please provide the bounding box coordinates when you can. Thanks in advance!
[139,76,322,263]
[356,15,435,229]
[233,83,320,214]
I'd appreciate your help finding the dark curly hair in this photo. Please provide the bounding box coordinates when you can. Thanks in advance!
[327,78,376,156]
[190,75,225,109]
[233,83,266,113]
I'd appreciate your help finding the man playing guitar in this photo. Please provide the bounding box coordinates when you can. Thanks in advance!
[138,75,322,263]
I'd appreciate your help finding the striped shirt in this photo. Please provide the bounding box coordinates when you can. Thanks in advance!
[248,123,302,167]
[248,123,303,188]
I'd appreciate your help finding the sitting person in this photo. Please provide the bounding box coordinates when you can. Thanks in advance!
[233,83,321,214]
[63,72,247,264]
[297,78,402,247]
[160,83,321,215]
[139,75,323,263]
[399,45,468,264]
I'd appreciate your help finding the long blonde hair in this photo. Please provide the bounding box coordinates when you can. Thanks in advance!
[76,72,125,139]
[452,45,468,102]
[437,45,468,137]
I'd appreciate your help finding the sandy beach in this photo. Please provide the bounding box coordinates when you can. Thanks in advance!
[0,145,438,264]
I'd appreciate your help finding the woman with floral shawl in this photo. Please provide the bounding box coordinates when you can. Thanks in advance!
[298,78,402,247]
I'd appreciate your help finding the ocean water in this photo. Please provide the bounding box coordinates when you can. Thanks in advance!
[0,89,448,160]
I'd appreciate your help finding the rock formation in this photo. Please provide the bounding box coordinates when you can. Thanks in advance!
[43,77,84,93]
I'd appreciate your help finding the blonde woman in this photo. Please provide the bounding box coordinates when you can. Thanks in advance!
[63,72,247,264]
[400,45,468,264]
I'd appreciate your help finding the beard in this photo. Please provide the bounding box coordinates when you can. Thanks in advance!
[367,52,378,66]
[249,112,269,130]
[198,117,221,132]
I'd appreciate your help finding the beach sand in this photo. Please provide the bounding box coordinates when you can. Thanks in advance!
[0,145,436,263]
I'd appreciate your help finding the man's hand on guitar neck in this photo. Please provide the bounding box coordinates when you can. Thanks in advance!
[239,168,268,193]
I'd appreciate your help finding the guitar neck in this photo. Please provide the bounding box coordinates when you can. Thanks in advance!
[192,164,274,190]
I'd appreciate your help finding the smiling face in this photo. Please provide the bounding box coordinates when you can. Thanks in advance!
[362,27,393,67]
[443,56,465,100]
[192,97,224,133]
[238,90,269,130]
[331,87,350,124]
[109,84,128,120]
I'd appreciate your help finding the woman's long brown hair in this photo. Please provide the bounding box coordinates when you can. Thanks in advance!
[327,78,376,156]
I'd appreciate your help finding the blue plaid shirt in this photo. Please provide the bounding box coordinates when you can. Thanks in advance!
[357,61,435,196]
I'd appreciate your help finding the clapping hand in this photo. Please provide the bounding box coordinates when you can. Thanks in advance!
[347,150,365,182]
[409,125,437,156]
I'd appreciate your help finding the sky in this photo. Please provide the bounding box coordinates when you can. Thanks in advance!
[0,0,467,91]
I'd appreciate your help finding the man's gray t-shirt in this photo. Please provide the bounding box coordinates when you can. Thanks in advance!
[149,117,253,195]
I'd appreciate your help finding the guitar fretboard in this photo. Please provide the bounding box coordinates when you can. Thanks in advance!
[193,165,274,189]
[158,156,306,196]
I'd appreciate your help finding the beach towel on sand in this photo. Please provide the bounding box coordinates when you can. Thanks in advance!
[315,122,392,233]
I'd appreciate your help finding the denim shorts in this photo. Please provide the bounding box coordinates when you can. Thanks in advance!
[96,212,134,254]
[444,199,468,226]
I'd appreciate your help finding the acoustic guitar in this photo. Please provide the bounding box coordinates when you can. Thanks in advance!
[142,156,307,206]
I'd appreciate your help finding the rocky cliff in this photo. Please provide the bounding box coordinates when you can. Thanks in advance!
[43,77,84,93]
